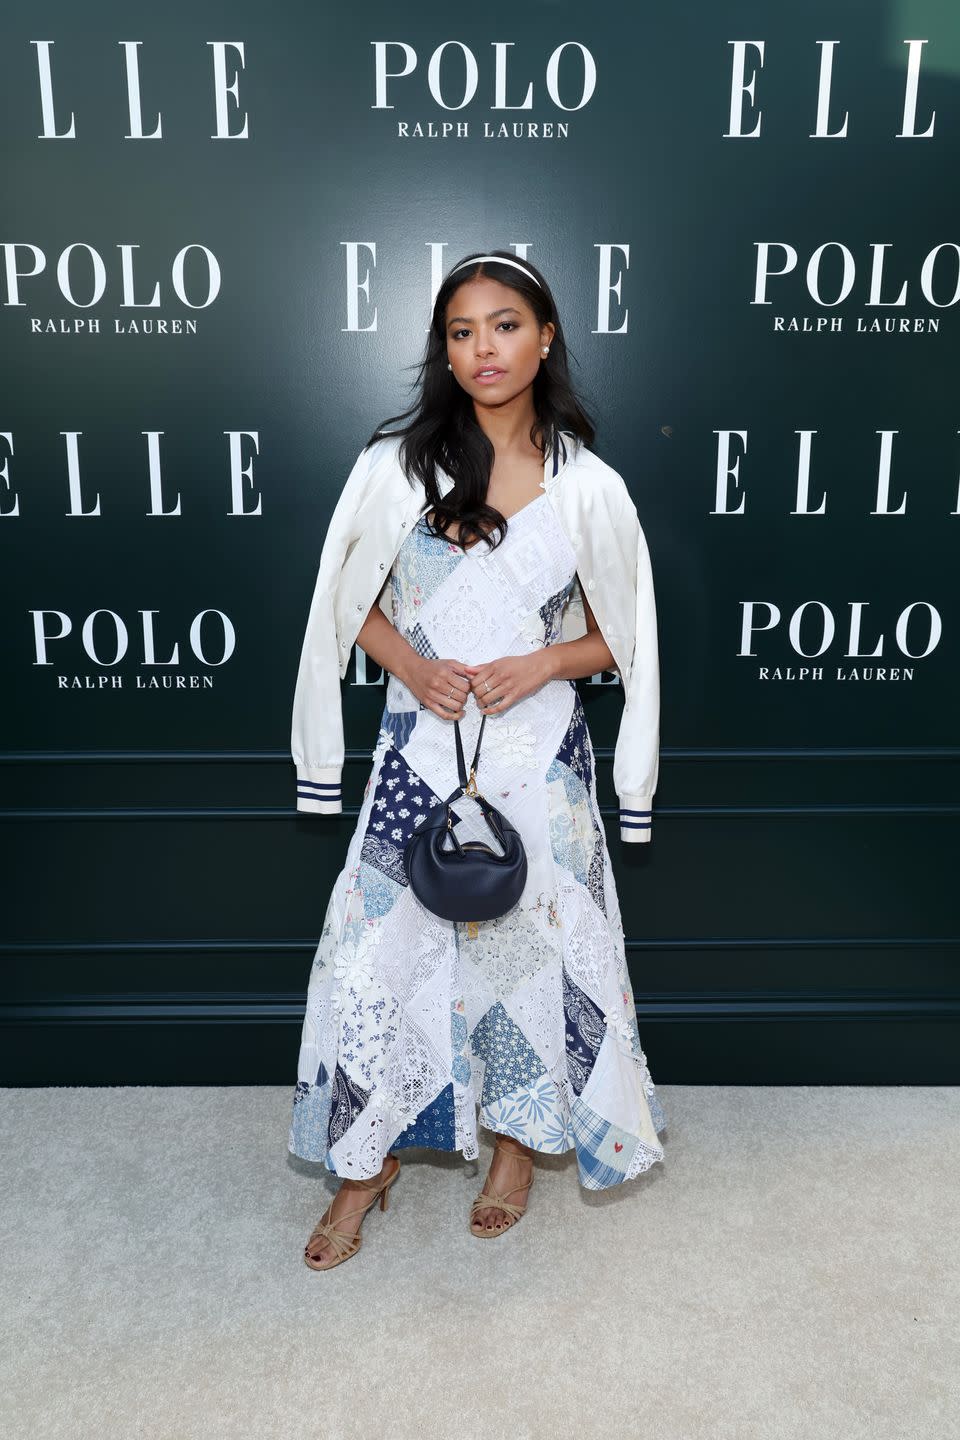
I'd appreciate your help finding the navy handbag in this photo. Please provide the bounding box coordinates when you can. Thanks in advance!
[402,713,528,923]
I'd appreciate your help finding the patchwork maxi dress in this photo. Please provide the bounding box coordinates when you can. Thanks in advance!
[289,490,667,1190]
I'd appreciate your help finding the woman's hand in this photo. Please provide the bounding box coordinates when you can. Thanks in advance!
[462,652,553,716]
[405,655,473,721]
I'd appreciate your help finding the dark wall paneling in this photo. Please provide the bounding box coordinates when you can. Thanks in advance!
[3,748,958,1083]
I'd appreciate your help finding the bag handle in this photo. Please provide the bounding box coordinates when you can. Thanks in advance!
[436,713,511,856]
[453,713,486,796]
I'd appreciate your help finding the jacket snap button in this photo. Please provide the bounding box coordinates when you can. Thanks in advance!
[588,579,596,591]
[357,603,363,610]
[379,562,385,570]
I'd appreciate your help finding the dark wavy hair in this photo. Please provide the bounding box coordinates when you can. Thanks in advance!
[364,249,596,554]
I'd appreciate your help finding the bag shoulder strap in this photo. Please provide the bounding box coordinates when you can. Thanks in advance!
[454,714,486,789]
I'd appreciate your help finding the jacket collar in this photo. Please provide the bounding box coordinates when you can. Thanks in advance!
[544,429,574,487]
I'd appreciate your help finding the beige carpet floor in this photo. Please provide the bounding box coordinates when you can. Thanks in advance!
[0,1085,957,1440]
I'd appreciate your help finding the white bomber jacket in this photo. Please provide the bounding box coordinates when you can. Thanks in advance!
[290,429,661,842]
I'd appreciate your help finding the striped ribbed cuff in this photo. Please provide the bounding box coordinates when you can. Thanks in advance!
[618,794,652,844]
[296,766,343,814]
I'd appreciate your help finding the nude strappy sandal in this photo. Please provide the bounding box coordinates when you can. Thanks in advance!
[303,1153,401,1270]
[470,1138,535,1238]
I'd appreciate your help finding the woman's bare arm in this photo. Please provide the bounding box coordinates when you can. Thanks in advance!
[355,601,472,720]
[539,589,616,682]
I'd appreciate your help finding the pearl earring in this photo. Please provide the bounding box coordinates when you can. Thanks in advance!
[447,362,452,370]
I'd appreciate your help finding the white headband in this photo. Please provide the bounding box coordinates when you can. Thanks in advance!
[448,254,542,289]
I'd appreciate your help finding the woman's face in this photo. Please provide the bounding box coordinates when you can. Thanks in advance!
[444,277,554,406]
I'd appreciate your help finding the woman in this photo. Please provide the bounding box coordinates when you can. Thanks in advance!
[289,250,667,1271]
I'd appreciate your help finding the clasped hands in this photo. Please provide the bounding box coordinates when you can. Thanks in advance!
[409,651,551,722]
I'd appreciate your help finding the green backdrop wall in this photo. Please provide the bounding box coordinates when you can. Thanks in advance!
[2,1,958,1083]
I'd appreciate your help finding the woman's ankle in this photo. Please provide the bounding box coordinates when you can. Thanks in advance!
[496,1137,533,1158]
